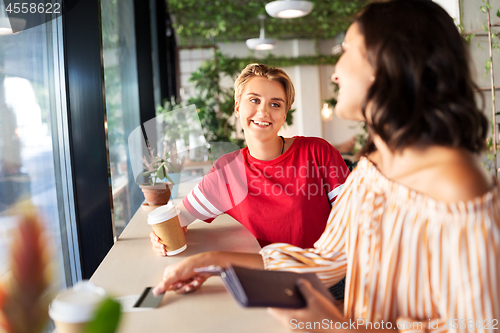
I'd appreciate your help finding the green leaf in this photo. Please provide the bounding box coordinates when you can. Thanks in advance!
[157,163,166,179]
[165,174,174,183]
[465,33,474,44]
[485,3,492,9]
[482,23,488,31]
[84,298,121,333]
[478,42,483,50]
[485,59,492,71]
[497,8,500,17]
[481,5,486,12]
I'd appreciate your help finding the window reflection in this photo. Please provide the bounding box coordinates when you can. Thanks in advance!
[101,0,142,237]
[0,20,68,290]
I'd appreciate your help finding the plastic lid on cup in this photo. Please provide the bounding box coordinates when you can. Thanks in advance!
[148,202,180,225]
[49,281,106,323]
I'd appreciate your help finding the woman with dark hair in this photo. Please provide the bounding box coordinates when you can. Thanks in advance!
[154,1,499,330]
[264,0,499,331]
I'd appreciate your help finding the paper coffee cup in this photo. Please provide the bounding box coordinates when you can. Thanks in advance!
[49,281,106,333]
[148,203,187,255]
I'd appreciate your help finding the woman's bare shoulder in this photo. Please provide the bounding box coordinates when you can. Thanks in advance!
[367,147,493,203]
[417,151,493,203]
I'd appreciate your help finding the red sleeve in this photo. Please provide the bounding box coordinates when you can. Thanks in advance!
[181,150,248,222]
[181,165,217,222]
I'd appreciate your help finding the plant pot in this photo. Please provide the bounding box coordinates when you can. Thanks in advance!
[166,173,181,199]
[139,183,172,206]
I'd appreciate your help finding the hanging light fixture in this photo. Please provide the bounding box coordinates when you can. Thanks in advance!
[246,15,277,50]
[321,103,333,121]
[265,0,314,19]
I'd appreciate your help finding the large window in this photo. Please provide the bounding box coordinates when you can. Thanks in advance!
[0,13,79,290]
[0,0,177,294]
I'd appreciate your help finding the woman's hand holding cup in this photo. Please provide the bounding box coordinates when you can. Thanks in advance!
[150,231,167,256]
[148,203,187,256]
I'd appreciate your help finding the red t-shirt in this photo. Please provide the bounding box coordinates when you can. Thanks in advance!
[182,136,349,248]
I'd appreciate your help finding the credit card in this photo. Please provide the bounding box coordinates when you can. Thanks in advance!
[133,287,164,308]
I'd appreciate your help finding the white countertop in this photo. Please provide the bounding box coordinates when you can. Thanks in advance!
[90,181,289,333]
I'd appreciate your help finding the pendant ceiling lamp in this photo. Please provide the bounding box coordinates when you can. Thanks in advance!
[246,15,277,50]
[265,0,314,19]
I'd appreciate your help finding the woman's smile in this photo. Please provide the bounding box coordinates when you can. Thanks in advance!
[251,119,271,127]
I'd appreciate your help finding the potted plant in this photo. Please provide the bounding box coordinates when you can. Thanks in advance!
[139,146,180,206]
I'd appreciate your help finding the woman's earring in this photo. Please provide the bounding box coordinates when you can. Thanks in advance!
[369,76,375,82]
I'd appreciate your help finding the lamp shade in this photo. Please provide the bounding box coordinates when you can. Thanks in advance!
[246,15,277,50]
[265,0,314,19]
[246,37,277,50]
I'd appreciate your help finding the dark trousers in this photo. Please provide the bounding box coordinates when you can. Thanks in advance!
[328,277,345,301]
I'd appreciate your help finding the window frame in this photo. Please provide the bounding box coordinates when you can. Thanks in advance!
[51,13,83,285]
[56,0,177,279]
[61,0,114,279]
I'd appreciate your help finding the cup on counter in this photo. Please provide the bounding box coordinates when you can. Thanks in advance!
[148,202,187,255]
[49,281,106,333]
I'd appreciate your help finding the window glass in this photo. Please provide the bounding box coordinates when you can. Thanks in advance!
[101,0,142,237]
[0,14,75,291]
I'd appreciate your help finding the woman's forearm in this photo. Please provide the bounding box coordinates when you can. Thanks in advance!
[203,251,264,270]
[177,202,196,227]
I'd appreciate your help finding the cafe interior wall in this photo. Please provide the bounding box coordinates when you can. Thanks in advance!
[460,0,500,173]
[179,0,496,153]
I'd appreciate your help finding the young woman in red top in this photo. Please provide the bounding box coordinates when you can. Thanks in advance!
[150,64,349,255]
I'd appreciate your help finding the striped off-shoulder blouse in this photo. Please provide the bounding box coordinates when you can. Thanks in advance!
[260,157,500,332]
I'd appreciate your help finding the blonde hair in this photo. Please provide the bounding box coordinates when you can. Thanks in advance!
[234,64,295,111]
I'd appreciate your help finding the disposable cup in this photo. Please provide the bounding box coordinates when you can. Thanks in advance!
[148,202,187,255]
[49,281,106,333]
